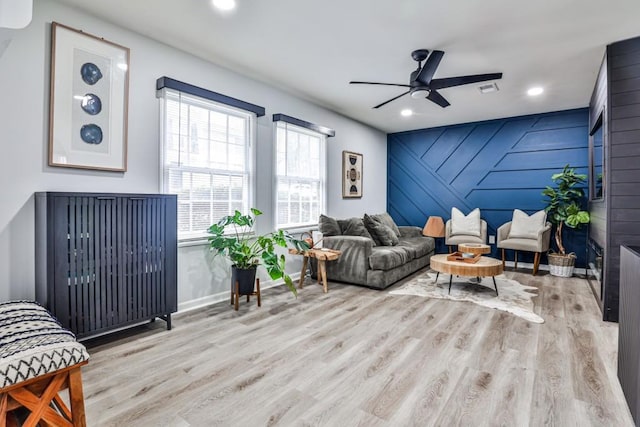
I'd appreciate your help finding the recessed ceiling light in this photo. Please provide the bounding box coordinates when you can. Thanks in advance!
[212,0,236,11]
[527,87,544,96]
[400,109,413,117]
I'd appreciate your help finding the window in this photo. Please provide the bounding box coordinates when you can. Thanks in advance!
[159,87,257,239]
[275,121,327,229]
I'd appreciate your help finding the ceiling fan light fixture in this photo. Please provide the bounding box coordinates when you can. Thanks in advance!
[350,48,503,109]
[410,88,429,99]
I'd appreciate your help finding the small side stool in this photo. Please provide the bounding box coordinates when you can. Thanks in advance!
[0,301,90,426]
[289,248,342,293]
[231,278,261,311]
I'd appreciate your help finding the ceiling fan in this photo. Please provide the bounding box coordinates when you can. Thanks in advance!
[350,49,503,109]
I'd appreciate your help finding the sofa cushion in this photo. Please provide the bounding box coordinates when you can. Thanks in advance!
[369,246,412,271]
[363,214,399,246]
[398,237,435,259]
[509,209,546,239]
[319,214,341,236]
[338,217,375,242]
[368,212,401,237]
[450,207,481,237]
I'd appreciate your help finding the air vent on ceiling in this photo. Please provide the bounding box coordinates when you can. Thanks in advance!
[478,83,499,94]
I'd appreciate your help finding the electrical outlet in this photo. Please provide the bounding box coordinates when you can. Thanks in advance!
[489,235,496,244]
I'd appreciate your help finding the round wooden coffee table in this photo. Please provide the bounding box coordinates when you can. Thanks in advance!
[430,254,503,295]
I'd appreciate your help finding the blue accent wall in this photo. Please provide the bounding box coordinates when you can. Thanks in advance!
[387,108,590,266]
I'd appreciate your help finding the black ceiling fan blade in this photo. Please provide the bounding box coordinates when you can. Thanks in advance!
[426,90,450,108]
[429,73,503,90]
[350,81,412,88]
[416,50,444,85]
[373,90,411,109]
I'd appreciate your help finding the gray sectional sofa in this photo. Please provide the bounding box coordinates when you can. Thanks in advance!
[315,213,435,289]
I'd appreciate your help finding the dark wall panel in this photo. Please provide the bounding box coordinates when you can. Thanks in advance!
[388,108,589,265]
[604,36,640,322]
[618,246,640,424]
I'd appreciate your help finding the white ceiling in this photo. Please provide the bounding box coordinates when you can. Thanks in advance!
[55,0,640,133]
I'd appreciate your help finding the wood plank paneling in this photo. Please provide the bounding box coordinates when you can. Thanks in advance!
[388,109,589,266]
[600,37,640,322]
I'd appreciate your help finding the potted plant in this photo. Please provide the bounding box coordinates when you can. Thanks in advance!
[542,164,591,277]
[207,208,310,299]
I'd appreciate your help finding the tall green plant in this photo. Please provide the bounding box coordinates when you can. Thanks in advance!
[542,164,590,255]
[207,208,309,296]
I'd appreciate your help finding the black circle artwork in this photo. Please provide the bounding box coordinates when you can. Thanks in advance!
[80,124,103,144]
[79,62,105,146]
[80,62,103,85]
[80,93,102,115]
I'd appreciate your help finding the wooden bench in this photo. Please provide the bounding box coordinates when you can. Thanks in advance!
[0,301,90,426]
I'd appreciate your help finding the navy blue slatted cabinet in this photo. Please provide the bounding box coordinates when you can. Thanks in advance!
[35,192,177,339]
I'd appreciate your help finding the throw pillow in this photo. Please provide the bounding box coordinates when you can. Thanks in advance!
[338,217,375,243]
[369,212,401,237]
[509,209,547,239]
[318,214,341,236]
[450,207,481,237]
[363,214,382,246]
[363,214,399,246]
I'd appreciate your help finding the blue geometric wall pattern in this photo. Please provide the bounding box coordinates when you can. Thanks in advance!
[388,108,589,267]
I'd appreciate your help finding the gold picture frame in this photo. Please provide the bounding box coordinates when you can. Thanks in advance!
[342,151,363,198]
[49,22,130,171]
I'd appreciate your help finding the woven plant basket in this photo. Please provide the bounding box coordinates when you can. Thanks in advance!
[548,252,576,277]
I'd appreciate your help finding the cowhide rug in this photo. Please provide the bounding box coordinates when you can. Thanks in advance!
[389,271,544,323]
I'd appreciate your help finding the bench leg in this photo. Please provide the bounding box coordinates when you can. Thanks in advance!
[3,365,87,427]
[68,367,86,427]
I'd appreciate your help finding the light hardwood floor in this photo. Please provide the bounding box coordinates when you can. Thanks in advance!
[82,269,634,426]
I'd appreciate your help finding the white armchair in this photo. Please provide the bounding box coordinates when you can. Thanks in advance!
[497,212,552,276]
[444,208,487,252]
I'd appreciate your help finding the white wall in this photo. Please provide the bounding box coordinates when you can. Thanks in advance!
[0,0,387,307]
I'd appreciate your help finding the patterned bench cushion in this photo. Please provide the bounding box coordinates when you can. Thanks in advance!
[0,301,90,389]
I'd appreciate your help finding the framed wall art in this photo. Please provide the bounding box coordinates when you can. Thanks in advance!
[49,22,130,171]
[342,151,363,198]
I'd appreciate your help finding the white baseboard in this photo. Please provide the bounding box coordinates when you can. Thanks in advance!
[177,272,302,314]
[502,260,549,271]
[502,261,588,275]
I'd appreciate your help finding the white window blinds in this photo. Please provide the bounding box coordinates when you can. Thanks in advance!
[275,121,326,229]
[160,89,255,239]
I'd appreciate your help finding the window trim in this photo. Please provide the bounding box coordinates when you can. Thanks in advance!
[158,84,258,241]
[273,118,328,230]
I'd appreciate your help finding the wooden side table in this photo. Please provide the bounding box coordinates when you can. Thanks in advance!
[289,248,342,293]
[458,243,491,255]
